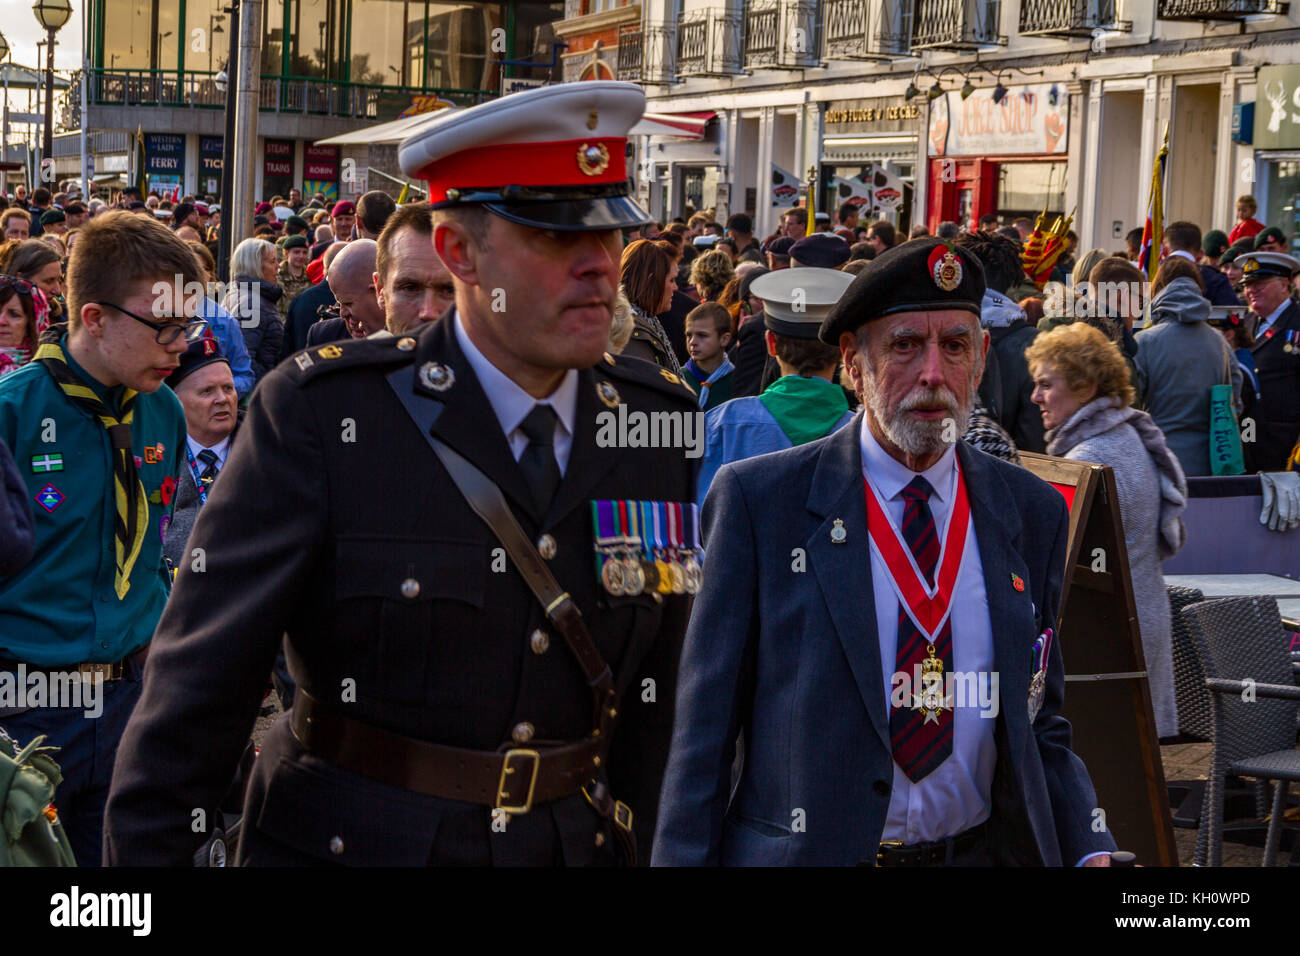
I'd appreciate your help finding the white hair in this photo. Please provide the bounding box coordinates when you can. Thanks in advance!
[230,238,276,281]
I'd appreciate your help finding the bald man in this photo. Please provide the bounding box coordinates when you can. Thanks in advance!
[326,238,385,338]
[374,202,455,334]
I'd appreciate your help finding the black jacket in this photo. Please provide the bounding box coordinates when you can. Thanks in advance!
[990,320,1045,454]
[1247,300,1300,471]
[104,315,697,865]
[281,280,336,363]
[305,316,350,347]
[225,278,284,382]
[729,318,769,399]
[1200,264,1240,307]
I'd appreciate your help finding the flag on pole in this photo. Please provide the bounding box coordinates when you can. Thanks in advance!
[132,125,146,194]
[1021,208,1075,290]
[1138,125,1170,280]
[397,181,410,204]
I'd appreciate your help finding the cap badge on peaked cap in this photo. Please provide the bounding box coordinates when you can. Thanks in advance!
[577,143,610,177]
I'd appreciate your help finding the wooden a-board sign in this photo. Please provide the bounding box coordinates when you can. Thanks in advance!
[1019,452,1178,867]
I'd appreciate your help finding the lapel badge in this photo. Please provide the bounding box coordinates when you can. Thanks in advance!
[1011,572,1025,592]
[294,352,314,371]
[659,368,682,385]
[927,244,963,292]
[419,361,455,392]
[596,380,621,408]
[318,344,344,360]
[830,518,847,544]
[576,143,610,177]
[396,336,416,351]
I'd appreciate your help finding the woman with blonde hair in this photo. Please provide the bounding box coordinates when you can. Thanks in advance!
[1027,322,1186,738]
[689,249,734,303]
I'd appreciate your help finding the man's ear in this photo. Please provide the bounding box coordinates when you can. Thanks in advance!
[720,330,733,350]
[372,271,386,311]
[80,302,107,339]
[433,221,481,288]
[764,329,777,357]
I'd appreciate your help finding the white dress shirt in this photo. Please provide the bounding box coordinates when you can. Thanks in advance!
[185,435,231,471]
[453,312,578,475]
[1256,298,1290,339]
[859,418,997,844]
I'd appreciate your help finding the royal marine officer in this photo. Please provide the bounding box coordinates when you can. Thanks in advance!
[1237,250,1300,472]
[105,81,700,866]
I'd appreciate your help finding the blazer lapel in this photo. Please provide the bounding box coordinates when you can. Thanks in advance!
[543,367,624,529]
[958,444,1032,767]
[806,413,890,753]
[410,313,539,521]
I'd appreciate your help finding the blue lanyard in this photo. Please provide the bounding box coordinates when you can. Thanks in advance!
[184,445,218,507]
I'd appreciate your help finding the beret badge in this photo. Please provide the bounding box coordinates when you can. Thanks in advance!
[928,244,963,292]
[577,143,610,177]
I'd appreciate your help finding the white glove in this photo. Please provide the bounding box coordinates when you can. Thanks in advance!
[1259,471,1300,533]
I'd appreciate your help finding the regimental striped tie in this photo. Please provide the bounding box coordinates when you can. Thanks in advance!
[196,449,220,486]
[889,475,955,782]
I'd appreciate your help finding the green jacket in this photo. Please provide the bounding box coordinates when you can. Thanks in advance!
[0,342,186,666]
[277,263,313,320]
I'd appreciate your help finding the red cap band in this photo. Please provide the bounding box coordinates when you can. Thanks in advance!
[416,138,627,203]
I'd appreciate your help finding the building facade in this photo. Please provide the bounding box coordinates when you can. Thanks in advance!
[593,0,1300,252]
[70,0,564,199]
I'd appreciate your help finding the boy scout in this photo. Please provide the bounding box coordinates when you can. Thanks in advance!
[106,82,699,866]
[0,212,205,864]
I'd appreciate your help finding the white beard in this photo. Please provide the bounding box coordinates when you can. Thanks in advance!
[863,365,976,458]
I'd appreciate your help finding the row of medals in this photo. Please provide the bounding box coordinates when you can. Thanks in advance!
[597,537,702,597]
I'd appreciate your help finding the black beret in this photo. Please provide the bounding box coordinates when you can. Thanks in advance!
[40,209,66,225]
[818,238,986,344]
[767,236,796,258]
[168,332,229,391]
[790,233,850,268]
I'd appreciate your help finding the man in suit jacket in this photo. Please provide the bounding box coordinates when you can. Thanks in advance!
[653,239,1118,867]
[1240,251,1300,472]
[104,82,697,866]
[162,335,239,573]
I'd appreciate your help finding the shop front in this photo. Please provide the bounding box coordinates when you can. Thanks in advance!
[638,113,722,223]
[926,83,1070,233]
[263,139,295,199]
[820,97,921,231]
[144,133,185,194]
[1252,65,1300,254]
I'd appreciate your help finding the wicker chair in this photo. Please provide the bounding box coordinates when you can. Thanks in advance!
[1168,585,1210,741]
[1183,596,1300,866]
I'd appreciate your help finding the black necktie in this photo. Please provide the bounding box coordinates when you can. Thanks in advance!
[196,449,220,486]
[518,405,561,517]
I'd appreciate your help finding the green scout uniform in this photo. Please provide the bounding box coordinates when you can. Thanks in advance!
[0,339,186,667]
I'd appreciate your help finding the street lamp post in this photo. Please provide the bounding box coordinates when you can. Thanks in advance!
[0,31,10,195]
[32,0,72,186]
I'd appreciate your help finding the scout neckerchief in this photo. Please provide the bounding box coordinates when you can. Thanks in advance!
[863,458,971,639]
[34,341,148,599]
[759,374,849,447]
[684,355,735,409]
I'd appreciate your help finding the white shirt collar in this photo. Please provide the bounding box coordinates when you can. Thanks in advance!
[452,309,578,454]
[186,434,231,467]
[1259,298,1290,335]
[859,413,958,505]
[1169,250,1197,264]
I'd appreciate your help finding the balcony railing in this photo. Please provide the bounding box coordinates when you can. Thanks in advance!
[823,0,912,59]
[677,9,745,77]
[86,69,492,120]
[1020,0,1131,35]
[1157,0,1288,18]
[912,0,1004,48]
[745,1,822,70]
[620,22,677,84]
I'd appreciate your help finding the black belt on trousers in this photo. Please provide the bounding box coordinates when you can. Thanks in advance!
[0,645,148,682]
[873,822,988,867]
[290,689,606,815]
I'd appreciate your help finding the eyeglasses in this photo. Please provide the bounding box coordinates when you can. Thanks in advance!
[96,301,208,345]
[0,275,36,296]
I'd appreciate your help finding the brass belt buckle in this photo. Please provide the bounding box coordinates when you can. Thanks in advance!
[876,840,904,867]
[496,749,540,815]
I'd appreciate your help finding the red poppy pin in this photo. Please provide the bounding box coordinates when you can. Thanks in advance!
[1011,572,1025,592]
[160,475,177,507]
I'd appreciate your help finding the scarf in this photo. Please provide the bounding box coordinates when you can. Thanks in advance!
[34,342,148,598]
[629,303,683,378]
[758,374,849,447]
[1046,396,1188,559]
[980,289,1026,329]
[0,285,52,378]
[684,355,735,409]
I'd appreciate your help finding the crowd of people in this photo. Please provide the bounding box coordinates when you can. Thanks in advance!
[0,78,1297,869]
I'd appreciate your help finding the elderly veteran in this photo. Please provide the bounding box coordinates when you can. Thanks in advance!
[654,238,1117,866]
[696,267,855,501]
[1238,250,1300,472]
[1028,322,1187,739]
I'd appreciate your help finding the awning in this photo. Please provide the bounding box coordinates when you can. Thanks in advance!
[631,111,716,140]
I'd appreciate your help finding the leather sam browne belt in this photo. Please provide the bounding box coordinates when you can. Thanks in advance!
[291,689,625,818]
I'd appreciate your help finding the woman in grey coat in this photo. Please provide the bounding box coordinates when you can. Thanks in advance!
[1028,323,1188,739]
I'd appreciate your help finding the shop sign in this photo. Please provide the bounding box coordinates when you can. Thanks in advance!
[264,139,294,178]
[824,99,920,131]
[929,84,1068,157]
[144,133,185,174]
[304,144,339,181]
[1253,66,1300,150]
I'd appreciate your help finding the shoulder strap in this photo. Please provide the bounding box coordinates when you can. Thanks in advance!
[384,366,618,714]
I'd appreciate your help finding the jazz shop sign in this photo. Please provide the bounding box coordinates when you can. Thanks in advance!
[929,83,1068,156]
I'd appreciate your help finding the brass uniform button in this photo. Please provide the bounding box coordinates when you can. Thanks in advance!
[530,629,550,654]
[511,722,535,744]
[329,836,344,855]
[400,578,421,599]
[537,534,557,560]
[595,831,606,847]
